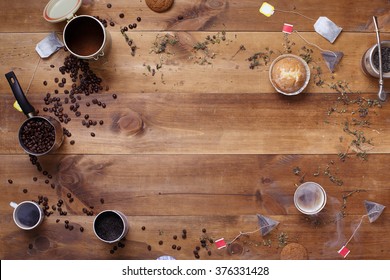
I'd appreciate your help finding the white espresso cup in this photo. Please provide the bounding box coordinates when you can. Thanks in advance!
[294,182,327,215]
[93,210,129,243]
[10,201,44,230]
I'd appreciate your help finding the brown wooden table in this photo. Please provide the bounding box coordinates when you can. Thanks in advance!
[1,0,389,260]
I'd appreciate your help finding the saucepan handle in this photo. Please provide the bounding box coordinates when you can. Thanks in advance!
[5,71,36,117]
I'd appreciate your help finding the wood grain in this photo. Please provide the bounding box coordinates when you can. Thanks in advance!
[1,0,389,260]
[1,32,390,94]
[1,0,390,32]
[1,154,389,259]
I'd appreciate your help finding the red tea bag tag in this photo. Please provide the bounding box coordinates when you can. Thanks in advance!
[282,23,294,34]
[215,238,227,249]
[338,246,350,258]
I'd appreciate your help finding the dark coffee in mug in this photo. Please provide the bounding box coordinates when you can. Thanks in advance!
[64,16,104,57]
[94,211,125,242]
[15,203,41,227]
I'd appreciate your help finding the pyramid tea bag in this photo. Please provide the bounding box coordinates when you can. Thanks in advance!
[321,51,344,72]
[314,17,342,43]
[364,200,385,223]
[257,214,279,236]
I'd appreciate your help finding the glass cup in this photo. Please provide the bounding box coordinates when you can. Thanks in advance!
[294,182,327,215]
[10,201,44,230]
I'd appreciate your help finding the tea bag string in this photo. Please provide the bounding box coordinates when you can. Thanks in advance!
[274,8,317,21]
[293,30,338,58]
[26,57,42,94]
[344,211,380,247]
[229,225,269,245]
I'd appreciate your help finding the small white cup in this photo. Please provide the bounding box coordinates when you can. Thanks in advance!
[10,201,44,230]
[294,182,327,215]
[93,210,129,243]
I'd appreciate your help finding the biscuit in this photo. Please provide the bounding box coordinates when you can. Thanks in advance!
[280,243,308,260]
[145,0,174,13]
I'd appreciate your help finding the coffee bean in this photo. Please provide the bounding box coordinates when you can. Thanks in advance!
[195,254,200,259]
[54,77,59,83]
[43,81,48,86]
[113,246,118,251]
[70,140,75,145]
[100,198,104,204]
[23,189,28,193]
[112,94,117,99]
[91,132,95,137]
[147,245,152,251]
[177,246,181,251]
[107,3,112,8]
[172,245,177,249]
[119,13,124,18]
[132,23,137,28]
[84,114,89,120]
[67,193,71,198]
[159,240,163,245]
[99,120,104,125]
[33,177,38,181]
[110,21,115,27]
[182,229,187,234]
[80,227,84,232]
[51,183,56,189]
[86,102,90,107]
[50,64,55,68]
[142,226,146,231]
[178,15,184,20]
[45,179,49,184]
[137,17,141,22]
[69,225,74,231]
[207,251,212,256]
[202,228,206,233]
[182,233,187,239]
[69,198,74,203]
[196,246,200,251]
[8,179,13,184]
[65,224,69,229]
[173,235,177,240]
[65,220,69,224]
[110,250,115,254]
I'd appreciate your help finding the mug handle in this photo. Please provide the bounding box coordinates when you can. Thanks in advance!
[10,202,18,209]
[93,51,105,60]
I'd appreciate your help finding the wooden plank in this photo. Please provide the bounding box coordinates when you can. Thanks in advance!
[0,215,388,260]
[1,0,390,33]
[1,154,389,259]
[1,31,389,95]
[0,90,387,155]
[1,154,389,216]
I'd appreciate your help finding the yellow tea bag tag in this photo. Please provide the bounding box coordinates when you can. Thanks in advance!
[259,2,275,17]
[13,101,23,112]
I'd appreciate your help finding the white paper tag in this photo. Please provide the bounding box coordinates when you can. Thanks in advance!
[35,32,64,58]
[314,17,342,44]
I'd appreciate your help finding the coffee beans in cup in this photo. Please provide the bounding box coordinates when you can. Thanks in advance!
[19,118,55,154]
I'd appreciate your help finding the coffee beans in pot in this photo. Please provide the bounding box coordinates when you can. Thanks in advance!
[20,118,55,154]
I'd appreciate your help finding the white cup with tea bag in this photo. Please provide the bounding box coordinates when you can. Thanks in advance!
[294,182,327,215]
[10,201,44,230]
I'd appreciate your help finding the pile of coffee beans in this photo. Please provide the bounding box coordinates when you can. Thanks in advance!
[20,118,55,154]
